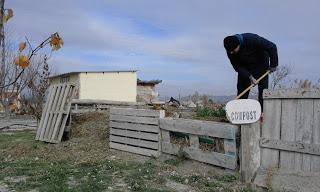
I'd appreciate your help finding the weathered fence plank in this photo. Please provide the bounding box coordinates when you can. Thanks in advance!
[254,168,320,191]
[110,135,158,149]
[39,85,57,140]
[110,121,159,133]
[36,86,54,140]
[110,114,159,125]
[50,85,68,142]
[294,99,313,171]
[261,99,281,168]
[189,135,199,148]
[70,99,148,114]
[299,100,314,172]
[45,85,62,141]
[72,99,144,106]
[224,138,236,157]
[160,118,237,139]
[57,87,74,142]
[110,108,164,117]
[241,122,261,183]
[260,138,320,156]
[110,128,159,141]
[280,99,297,170]
[110,142,159,157]
[162,142,236,169]
[264,88,320,99]
[312,100,320,171]
[161,130,170,143]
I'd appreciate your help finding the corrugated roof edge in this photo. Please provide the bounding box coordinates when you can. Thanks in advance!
[137,79,162,85]
[49,70,137,79]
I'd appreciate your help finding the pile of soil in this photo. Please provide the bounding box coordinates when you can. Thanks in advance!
[70,112,109,140]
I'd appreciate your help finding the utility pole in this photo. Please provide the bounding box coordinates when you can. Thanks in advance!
[0,0,5,113]
[0,0,5,84]
[0,0,4,46]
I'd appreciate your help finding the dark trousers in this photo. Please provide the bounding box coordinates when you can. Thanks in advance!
[237,74,268,111]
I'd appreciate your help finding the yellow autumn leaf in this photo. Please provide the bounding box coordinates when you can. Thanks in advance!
[14,55,29,69]
[19,42,26,52]
[3,9,13,23]
[7,9,13,18]
[50,33,64,51]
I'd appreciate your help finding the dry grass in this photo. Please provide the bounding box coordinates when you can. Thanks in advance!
[0,112,263,192]
[170,132,190,147]
[266,167,278,190]
[1,112,110,165]
[168,132,225,153]
[71,112,109,139]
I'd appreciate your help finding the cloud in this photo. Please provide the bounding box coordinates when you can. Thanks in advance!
[5,0,320,95]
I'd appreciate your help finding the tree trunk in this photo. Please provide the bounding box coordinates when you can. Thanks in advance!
[0,0,5,79]
[0,0,4,46]
[0,0,6,114]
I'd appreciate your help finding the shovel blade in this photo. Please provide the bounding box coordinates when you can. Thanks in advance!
[225,99,261,124]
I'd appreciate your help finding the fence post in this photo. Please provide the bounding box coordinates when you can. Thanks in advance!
[240,121,261,183]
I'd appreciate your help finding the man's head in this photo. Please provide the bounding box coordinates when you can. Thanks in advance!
[224,35,240,54]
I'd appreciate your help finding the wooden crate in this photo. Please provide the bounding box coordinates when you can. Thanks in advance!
[36,83,75,143]
[160,118,239,170]
[109,108,164,157]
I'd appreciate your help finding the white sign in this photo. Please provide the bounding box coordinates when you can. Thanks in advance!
[225,99,261,124]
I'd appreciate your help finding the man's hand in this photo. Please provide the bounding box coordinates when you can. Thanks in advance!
[269,67,277,73]
[249,75,258,86]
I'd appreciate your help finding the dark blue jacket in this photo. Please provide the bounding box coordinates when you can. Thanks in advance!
[226,33,278,78]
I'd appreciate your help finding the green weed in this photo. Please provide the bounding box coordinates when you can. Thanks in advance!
[196,106,226,118]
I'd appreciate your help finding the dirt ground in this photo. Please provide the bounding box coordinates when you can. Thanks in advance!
[0,112,265,192]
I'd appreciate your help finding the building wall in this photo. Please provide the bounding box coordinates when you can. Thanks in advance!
[137,85,159,103]
[79,72,137,102]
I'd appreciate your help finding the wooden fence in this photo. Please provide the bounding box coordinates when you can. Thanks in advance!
[160,118,239,169]
[108,108,239,169]
[71,99,147,114]
[260,89,320,172]
[109,108,164,157]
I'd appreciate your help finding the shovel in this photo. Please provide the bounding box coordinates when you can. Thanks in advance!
[225,70,270,124]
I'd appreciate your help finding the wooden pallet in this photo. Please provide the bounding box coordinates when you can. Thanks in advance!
[109,108,164,157]
[160,118,239,170]
[36,83,75,143]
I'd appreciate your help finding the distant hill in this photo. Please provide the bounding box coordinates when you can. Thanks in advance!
[159,94,258,104]
[159,95,235,104]
[209,95,235,104]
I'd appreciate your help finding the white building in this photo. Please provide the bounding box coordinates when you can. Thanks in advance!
[49,71,137,102]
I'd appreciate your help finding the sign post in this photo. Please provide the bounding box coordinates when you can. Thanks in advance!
[225,99,261,124]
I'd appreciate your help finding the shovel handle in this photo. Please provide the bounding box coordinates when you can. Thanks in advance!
[235,70,270,100]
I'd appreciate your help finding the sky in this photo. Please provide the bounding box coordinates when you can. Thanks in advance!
[5,0,320,96]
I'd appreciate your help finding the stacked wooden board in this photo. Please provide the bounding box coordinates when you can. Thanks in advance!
[109,108,164,157]
[36,83,75,143]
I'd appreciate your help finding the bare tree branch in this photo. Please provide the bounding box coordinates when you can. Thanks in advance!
[270,65,292,89]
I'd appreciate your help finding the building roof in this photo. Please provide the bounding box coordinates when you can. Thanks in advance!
[137,79,162,86]
[49,70,137,79]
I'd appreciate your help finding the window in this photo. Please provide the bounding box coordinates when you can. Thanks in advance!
[60,76,70,83]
